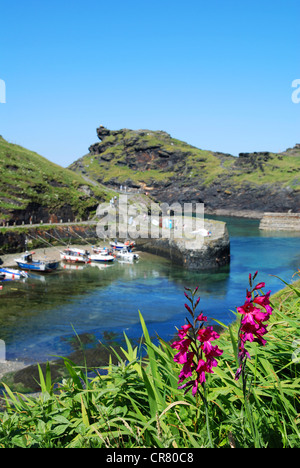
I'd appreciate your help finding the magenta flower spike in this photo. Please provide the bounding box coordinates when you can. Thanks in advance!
[172,288,223,398]
[235,272,273,381]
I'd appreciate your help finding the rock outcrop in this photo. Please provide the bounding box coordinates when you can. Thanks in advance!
[69,127,300,218]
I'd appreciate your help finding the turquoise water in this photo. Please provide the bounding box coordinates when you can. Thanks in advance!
[0,216,299,363]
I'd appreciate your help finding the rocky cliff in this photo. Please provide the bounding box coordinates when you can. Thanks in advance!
[69,126,300,217]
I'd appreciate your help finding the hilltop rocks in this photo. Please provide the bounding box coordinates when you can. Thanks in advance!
[69,127,300,218]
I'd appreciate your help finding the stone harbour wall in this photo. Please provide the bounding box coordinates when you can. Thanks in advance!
[259,212,300,231]
[135,219,230,271]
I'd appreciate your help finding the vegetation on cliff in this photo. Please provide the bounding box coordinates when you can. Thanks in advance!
[69,127,300,213]
[0,136,113,224]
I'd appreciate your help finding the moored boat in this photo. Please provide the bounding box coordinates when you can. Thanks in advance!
[116,247,139,261]
[110,240,136,251]
[0,268,28,280]
[15,252,60,272]
[60,247,90,263]
[89,250,115,263]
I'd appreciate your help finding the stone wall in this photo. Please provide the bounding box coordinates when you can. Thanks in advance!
[259,212,300,231]
[135,219,230,270]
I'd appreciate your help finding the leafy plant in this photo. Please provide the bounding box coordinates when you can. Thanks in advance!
[0,274,299,448]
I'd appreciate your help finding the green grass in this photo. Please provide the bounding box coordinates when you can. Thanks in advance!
[229,152,300,189]
[0,136,112,221]
[0,273,299,448]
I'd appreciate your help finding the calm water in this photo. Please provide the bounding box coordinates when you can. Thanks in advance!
[0,216,299,364]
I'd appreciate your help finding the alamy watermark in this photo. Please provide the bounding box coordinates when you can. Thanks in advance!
[96,195,209,250]
[292,338,300,364]
[291,79,300,104]
[0,339,6,362]
[0,79,6,104]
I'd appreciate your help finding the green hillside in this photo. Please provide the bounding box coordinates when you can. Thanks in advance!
[69,128,231,186]
[69,127,300,213]
[70,127,300,189]
[0,136,112,224]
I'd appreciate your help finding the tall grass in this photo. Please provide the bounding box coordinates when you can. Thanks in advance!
[0,276,299,448]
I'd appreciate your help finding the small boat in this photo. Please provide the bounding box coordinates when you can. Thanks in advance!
[92,245,113,254]
[15,252,60,272]
[110,240,136,251]
[60,247,90,263]
[89,250,115,263]
[116,247,139,261]
[0,268,28,280]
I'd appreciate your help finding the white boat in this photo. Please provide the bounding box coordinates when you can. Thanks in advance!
[60,248,90,263]
[116,247,139,261]
[89,251,115,263]
[0,268,28,280]
[92,246,112,254]
[110,240,136,251]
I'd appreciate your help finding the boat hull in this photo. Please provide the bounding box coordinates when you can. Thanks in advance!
[60,248,90,264]
[15,261,60,272]
[60,254,89,263]
[0,268,28,280]
[89,255,115,263]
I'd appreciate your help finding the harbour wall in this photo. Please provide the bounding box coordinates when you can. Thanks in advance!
[259,212,300,231]
[135,219,230,270]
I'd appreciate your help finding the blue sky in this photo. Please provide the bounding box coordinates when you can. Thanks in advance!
[0,0,299,166]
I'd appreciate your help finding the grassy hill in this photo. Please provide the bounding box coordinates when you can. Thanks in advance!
[0,136,113,225]
[69,127,232,186]
[69,127,300,214]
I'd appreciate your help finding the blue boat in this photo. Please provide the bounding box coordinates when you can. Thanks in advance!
[14,252,60,273]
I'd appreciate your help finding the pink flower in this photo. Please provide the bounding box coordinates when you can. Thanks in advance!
[178,324,192,338]
[178,352,195,383]
[171,337,191,364]
[235,272,272,381]
[197,326,220,345]
[196,312,207,322]
[253,291,272,315]
[173,289,223,397]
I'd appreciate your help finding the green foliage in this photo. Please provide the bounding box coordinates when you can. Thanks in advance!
[0,137,111,221]
[0,277,299,448]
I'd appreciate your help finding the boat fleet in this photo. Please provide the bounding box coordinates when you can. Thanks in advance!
[0,240,140,284]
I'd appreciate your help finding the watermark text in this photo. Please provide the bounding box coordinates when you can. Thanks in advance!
[96,196,209,250]
[292,79,300,104]
[0,79,6,104]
